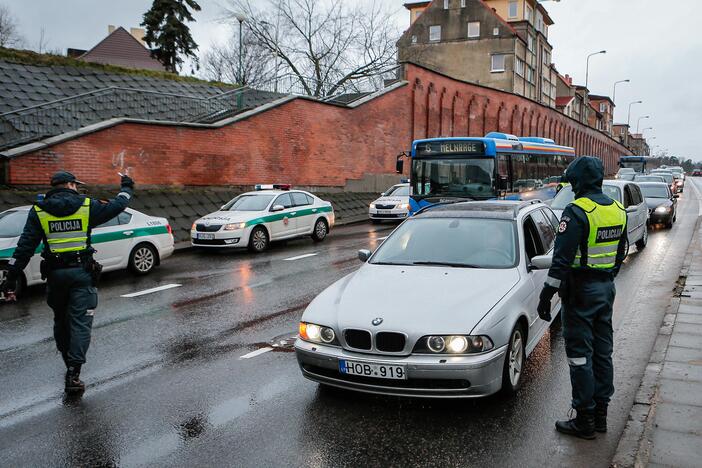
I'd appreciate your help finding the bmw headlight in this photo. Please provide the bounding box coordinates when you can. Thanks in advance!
[655,206,670,213]
[224,222,247,231]
[299,322,339,345]
[414,335,494,354]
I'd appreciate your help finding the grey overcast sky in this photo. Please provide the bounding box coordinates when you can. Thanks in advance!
[4,0,700,161]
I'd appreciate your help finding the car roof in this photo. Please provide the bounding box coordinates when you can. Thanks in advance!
[241,189,310,197]
[414,200,544,220]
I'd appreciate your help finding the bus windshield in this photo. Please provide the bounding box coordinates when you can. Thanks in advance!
[620,159,646,172]
[411,158,496,200]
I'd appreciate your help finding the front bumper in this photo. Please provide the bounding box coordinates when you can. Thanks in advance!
[368,208,409,220]
[649,211,673,224]
[295,339,507,398]
[190,228,250,248]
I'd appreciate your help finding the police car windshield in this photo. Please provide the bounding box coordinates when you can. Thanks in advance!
[223,194,275,211]
[385,185,410,196]
[370,217,516,269]
[0,210,28,238]
[551,185,622,210]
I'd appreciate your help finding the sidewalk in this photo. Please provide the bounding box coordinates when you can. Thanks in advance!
[613,217,702,467]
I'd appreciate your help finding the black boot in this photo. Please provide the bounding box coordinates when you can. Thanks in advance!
[65,366,85,394]
[594,402,607,433]
[555,409,596,440]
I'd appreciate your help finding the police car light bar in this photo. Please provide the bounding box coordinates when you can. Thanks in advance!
[255,184,292,191]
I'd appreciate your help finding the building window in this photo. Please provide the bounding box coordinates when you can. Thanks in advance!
[429,25,441,42]
[508,0,518,18]
[411,35,417,44]
[527,35,535,52]
[491,54,506,72]
[543,50,550,65]
[536,11,544,32]
[515,58,524,77]
[525,4,534,23]
[600,103,606,113]
[526,66,534,83]
[444,0,449,9]
[467,21,480,38]
[461,0,466,7]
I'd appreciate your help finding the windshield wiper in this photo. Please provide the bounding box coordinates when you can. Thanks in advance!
[412,261,480,268]
[371,261,412,266]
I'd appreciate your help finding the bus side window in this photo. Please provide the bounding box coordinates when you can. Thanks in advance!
[497,154,511,191]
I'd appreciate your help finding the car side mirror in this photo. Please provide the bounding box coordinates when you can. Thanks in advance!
[625,205,638,213]
[380,192,387,197]
[358,249,372,262]
[270,204,284,212]
[395,159,404,174]
[530,254,553,270]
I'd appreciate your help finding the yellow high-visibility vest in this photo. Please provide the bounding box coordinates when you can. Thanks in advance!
[571,197,627,270]
[35,198,90,253]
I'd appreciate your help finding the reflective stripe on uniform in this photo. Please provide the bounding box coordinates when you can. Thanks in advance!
[546,276,561,288]
[568,357,587,366]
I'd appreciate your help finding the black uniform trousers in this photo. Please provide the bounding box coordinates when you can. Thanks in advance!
[561,274,616,411]
[46,267,97,368]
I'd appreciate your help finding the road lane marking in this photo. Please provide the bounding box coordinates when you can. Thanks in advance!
[283,252,318,261]
[121,284,182,298]
[690,178,702,216]
[239,347,273,359]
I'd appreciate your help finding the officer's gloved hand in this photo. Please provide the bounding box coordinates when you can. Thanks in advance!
[537,285,558,321]
[120,174,135,190]
[1,269,18,302]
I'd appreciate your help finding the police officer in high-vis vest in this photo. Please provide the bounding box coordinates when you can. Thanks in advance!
[1,171,134,394]
[537,156,627,440]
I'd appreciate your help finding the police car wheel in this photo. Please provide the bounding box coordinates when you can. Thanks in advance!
[129,244,157,275]
[501,323,525,395]
[635,227,648,251]
[0,264,24,299]
[311,219,328,242]
[249,226,269,253]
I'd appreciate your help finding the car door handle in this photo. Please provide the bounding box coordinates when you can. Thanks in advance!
[123,230,134,236]
[290,212,296,216]
[312,209,317,212]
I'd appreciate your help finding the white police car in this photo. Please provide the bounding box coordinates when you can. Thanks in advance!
[0,207,174,295]
[191,185,335,253]
[369,183,410,223]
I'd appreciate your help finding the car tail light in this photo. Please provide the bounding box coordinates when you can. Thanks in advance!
[167,224,173,235]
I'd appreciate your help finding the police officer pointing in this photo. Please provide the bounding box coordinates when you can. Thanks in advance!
[1,171,134,394]
[537,156,627,439]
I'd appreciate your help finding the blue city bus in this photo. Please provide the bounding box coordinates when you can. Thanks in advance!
[619,155,647,173]
[402,132,576,213]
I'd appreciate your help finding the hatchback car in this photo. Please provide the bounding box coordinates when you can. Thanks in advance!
[191,185,334,253]
[651,171,678,194]
[0,207,174,296]
[295,200,561,398]
[369,183,410,223]
[550,180,649,251]
[638,182,678,228]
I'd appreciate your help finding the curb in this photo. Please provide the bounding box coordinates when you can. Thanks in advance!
[611,215,701,467]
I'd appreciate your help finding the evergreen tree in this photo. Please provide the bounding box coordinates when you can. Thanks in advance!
[141,0,201,73]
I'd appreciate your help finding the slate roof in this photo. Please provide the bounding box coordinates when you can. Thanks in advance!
[0,188,379,247]
[80,27,165,71]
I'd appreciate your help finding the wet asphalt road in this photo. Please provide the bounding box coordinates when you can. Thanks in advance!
[1,181,700,468]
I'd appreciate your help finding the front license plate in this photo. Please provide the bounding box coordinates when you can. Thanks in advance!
[338,360,407,380]
[197,233,215,240]
[377,210,391,214]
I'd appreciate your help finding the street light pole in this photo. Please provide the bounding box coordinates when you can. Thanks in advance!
[641,127,653,135]
[612,79,630,106]
[627,100,643,127]
[234,13,247,85]
[585,50,606,89]
[636,115,650,133]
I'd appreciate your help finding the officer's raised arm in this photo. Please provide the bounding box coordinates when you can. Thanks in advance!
[88,174,135,228]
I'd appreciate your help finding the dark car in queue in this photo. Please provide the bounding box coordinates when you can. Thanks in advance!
[634,175,665,183]
[637,182,678,228]
[650,171,676,195]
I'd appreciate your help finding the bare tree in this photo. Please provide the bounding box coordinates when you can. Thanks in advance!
[201,26,272,85]
[0,4,24,48]
[223,0,399,97]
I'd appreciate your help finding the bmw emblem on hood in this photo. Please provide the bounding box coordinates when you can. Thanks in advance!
[371,317,383,326]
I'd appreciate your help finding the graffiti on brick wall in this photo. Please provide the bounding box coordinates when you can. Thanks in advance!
[111,149,150,177]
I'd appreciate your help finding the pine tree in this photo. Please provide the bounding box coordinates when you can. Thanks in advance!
[141,0,201,73]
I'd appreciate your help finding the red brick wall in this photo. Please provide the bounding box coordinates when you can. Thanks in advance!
[6,64,630,186]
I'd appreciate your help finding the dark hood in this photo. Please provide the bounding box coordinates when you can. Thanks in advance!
[37,188,87,217]
[564,156,604,198]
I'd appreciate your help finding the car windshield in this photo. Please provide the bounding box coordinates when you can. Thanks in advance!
[222,194,275,211]
[370,217,516,269]
[640,185,670,199]
[0,210,28,238]
[551,185,622,210]
[620,162,644,172]
[652,173,674,183]
[411,158,496,200]
[635,176,664,182]
[619,173,635,181]
[385,185,410,196]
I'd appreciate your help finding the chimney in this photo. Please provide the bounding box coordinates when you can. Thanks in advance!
[130,27,146,46]
[108,25,116,35]
[565,74,573,85]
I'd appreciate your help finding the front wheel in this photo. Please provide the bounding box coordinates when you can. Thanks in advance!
[635,226,648,251]
[501,323,526,395]
[129,244,158,275]
[311,219,328,242]
[248,226,269,253]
